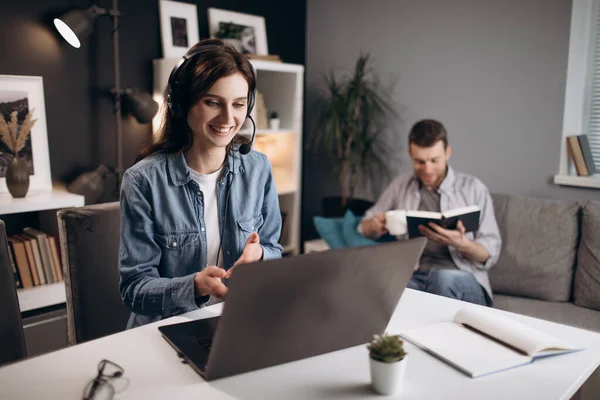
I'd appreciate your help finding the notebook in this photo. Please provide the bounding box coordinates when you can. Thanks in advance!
[400,306,583,378]
[159,238,427,381]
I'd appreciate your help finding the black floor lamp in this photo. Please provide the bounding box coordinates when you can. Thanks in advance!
[53,0,158,196]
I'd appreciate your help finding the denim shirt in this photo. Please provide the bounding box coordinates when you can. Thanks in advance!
[360,167,501,300]
[119,150,283,329]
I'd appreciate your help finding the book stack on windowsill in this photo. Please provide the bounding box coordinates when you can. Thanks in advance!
[567,134,597,177]
[6,227,63,289]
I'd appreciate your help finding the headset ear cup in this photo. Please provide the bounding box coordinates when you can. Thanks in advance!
[167,92,175,118]
[246,90,255,118]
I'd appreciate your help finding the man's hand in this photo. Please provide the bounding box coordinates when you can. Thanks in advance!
[360,213,388,239]
[418,220,468,249]
[194,266,228,298]
[225,232,263,278]
[418,220,490,263]
[419,220,469,251]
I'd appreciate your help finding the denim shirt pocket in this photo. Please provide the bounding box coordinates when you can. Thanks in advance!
[155,231,200,276]
[236,214,264,249]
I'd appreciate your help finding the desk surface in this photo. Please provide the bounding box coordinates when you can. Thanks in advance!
[1,289,599,399]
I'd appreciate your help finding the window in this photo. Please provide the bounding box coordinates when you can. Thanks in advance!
[555,0,600,188]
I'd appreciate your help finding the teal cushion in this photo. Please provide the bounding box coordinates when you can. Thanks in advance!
[313,216,346,249]
[341,210,377,247]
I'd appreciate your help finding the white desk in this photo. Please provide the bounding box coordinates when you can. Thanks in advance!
[1,289,599,399]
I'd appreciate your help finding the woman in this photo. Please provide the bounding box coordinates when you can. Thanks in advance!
[119,39,283,329]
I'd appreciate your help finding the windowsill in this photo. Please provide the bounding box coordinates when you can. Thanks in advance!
[554,174,600,189]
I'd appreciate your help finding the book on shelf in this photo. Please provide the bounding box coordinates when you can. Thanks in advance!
[566,135,595,176]
[577,134,597,175]
[21,236,41,286]
[16,234,46,285]
[400,306,583,378]
[7,228,64,288]
[7,236,33,288]
[6,238,22,289]
[406,205,480,238]
[23,227,56,283]
[47,235,63,281]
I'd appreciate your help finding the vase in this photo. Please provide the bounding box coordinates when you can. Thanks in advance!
[6,156,30,198]
[269,118,280,130]
[369,356,407,395]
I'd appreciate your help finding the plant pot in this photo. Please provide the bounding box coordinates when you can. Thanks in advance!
[6,156,30,198]
[369,356,407,396]
[269,118,280,130]
[321,196,374,218]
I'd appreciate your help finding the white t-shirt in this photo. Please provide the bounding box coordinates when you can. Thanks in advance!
[189,166,224,268]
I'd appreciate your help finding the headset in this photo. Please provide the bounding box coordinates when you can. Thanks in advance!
[166,43,259,270]
[166,43,257,155]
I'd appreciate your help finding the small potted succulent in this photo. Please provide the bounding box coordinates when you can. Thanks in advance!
[367,333,408,395]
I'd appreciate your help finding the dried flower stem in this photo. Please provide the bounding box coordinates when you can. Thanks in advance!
[0,109,36,154]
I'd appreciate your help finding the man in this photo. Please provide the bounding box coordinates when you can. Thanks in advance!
[359,119,501,306]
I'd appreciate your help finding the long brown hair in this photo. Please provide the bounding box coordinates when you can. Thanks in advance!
[136,39,256,162]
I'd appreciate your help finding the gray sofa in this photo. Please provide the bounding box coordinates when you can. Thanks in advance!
[490,194,600,333]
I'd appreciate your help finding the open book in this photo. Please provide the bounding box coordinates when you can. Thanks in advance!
[400,307,583,378]
[406,205,480,238]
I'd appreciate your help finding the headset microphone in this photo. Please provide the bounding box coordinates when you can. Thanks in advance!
[238,115,256,155]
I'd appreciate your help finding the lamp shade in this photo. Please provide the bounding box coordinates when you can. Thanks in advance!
[125,88,159,124]
[53,7,99,48]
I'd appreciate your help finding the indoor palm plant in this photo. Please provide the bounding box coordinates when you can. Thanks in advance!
[367,333,408,395]
[308,54,398,216]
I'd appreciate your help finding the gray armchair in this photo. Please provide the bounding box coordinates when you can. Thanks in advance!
[57,202,130,345]
[0,220,27,365]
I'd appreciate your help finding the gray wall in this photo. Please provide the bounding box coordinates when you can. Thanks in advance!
[302,0,599,241]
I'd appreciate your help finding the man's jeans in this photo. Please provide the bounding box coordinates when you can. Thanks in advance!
[407,269,489,306]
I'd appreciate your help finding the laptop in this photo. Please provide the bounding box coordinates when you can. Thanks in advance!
[158,237,426,381]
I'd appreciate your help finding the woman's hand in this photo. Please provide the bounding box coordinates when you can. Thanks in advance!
[194,266,228,298]
[224,232,263,278]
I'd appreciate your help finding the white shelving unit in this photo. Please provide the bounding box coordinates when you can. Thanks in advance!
[1,186,83,312]
[16,282,67,313]
[153,57,304,255]
[0,188,84,215]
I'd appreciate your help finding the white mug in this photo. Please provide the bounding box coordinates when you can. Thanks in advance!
[385,210,407,236]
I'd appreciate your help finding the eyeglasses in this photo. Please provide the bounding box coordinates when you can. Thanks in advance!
[82,359,129,400]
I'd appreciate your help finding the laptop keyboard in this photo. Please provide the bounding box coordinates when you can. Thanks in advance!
[194,336,213,352]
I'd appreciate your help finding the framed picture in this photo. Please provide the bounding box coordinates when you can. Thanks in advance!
[208,8,269,55]
[159,0,200,59]
[0,75,51,194]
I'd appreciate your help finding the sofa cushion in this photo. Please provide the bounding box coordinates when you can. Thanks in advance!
[341,210,377,248]
[494,294,600,333]
[489,194,579,302]
[313,216,345,249]
[574,201,600,311]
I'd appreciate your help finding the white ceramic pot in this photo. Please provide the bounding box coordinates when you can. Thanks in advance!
[269,118,280,130]
[369,356,407,396]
